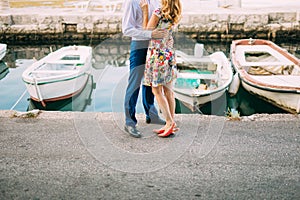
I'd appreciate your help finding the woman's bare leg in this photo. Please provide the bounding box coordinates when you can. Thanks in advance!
[152,86,173,129]
[163,81,179,133]
[163,82,175,119]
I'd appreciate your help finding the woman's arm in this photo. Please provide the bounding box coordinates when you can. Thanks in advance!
[138,0,166,38]
[139,0,149,29]
[146,14,160,30]
[139,0,159,30]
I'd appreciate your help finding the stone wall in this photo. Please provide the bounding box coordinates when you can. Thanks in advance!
[0,11,299,43]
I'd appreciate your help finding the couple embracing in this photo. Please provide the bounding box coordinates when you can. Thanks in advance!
[122,0,182,138]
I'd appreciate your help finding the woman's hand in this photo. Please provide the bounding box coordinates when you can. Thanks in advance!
[139,0,148,13]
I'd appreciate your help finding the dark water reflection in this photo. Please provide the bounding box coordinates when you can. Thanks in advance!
[1,35,299,115]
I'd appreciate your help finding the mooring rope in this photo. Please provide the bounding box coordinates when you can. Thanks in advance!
[10,89,27,110]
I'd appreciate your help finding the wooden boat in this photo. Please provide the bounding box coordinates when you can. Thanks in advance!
[22,45,92,107]
[0,43,7,61]
[230,38,300,114]
[174,44,233,111]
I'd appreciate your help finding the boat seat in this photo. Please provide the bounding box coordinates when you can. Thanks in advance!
[247,64,298,75]
[177,72,217,80]
[47,60,84,65]
[176,51,217,70]
[37,62,79,71]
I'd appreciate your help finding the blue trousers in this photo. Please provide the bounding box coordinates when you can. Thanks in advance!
[124,40,159,127]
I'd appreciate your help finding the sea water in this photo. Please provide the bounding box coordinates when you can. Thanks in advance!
[0,39,299,116]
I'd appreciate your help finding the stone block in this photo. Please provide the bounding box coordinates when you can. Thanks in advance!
[229,14,246,24]
[108,23,120,33]
[244,22,263,31]
[208,22,226,32]
[11,14,39,24]
[77,23,94,33]
[9,24,39,34]
[246,14,268,24]
[85,23,94,32]
[0,15,12,25]
[215,14,229,22]
[189,14,209,24]
[229,23,244,32]
[94,23,109,32]
[36,16,52,26]
[76,23,86,33]
[79,16,94,23]
[280,23,298,30]
[269,12,297,23]
[107,16,121,24]
[62,15,80,24]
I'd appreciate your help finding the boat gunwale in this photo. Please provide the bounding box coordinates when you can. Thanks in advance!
[22,72,89,85]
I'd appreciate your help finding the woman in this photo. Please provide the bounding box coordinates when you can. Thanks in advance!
[140,0,182,137]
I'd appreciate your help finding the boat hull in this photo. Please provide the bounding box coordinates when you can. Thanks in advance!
[174,89,225,109]
[27,74,95,111]
[24,73,90,102]
[241,80,300,114]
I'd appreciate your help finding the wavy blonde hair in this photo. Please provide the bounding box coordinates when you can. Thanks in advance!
[161,0,182,25]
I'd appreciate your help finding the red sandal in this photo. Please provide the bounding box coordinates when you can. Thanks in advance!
[158,123,175,137]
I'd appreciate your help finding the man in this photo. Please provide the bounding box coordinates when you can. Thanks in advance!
[122,0,166,138]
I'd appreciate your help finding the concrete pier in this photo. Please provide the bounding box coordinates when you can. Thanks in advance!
[1,1,300,199]
[0,110,299,199]
[0,0,299,42]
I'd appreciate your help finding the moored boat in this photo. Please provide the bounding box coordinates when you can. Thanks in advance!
[22,45,92,107]
[0,43,7,61]
[230,38,300,114]
[174,44,233,111]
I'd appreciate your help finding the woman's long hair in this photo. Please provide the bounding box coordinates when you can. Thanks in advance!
[161,0,182,25]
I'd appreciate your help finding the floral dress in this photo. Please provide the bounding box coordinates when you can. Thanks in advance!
[143,8,177,87]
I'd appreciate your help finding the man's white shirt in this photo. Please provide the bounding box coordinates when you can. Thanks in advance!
[122,0,159,41]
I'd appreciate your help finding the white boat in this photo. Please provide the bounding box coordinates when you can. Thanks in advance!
[0,43,7,61]
[230,38,300,114]
[22,45,92,106]
[174,44,233,111]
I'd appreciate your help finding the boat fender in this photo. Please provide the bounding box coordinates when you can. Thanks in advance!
[297,98,300,113]
[228,73,240,96]
[194,43,204,58]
